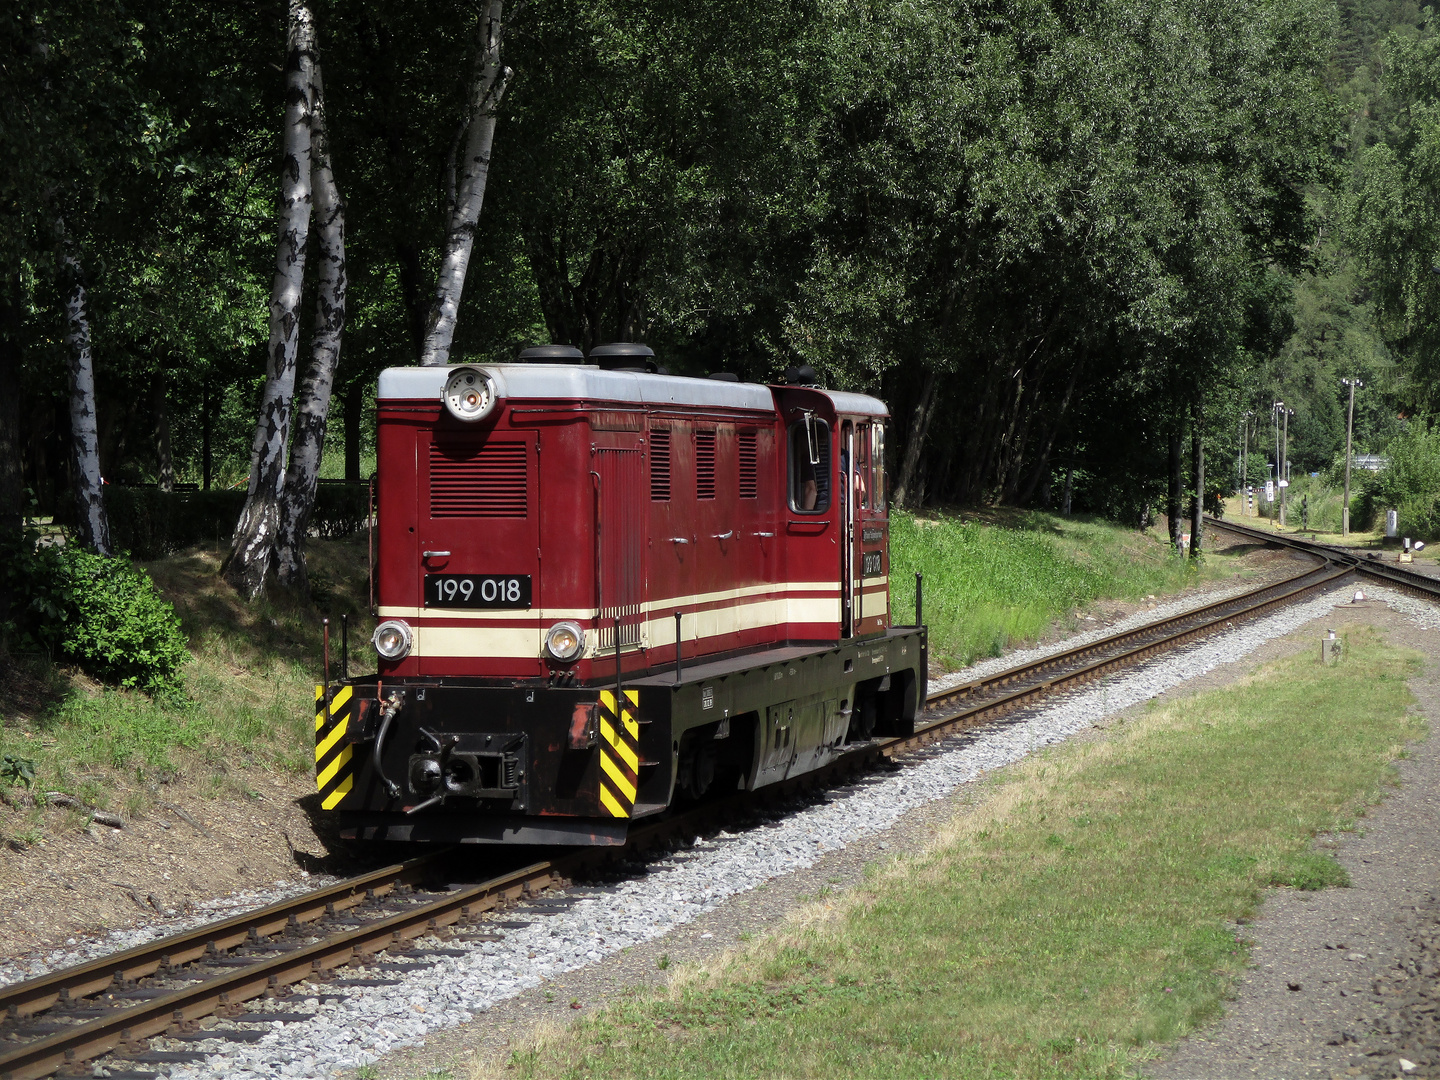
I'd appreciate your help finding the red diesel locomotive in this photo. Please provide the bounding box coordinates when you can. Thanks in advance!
[314,344,926,845]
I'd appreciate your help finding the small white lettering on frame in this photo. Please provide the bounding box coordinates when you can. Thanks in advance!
[702,686,714,710]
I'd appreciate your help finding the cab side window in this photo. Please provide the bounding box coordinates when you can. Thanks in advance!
[788,417,830,513]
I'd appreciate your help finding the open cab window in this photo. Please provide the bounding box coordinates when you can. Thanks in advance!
[788,415,831,513]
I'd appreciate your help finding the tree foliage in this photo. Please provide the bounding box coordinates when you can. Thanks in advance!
[3,0,1392,554]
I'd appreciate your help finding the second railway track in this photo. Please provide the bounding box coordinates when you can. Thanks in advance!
[2,528,1408,1080]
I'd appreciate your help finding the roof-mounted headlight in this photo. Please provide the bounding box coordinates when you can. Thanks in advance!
[442,366,498,422]
[544,621,585,663]
[373,619,413,660]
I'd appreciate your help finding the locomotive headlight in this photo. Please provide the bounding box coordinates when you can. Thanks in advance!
[442,366,498,422]
[544,621,585,663]
[372,619,413,660]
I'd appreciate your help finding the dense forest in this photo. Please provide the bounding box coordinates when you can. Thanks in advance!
[5,0,1440,598]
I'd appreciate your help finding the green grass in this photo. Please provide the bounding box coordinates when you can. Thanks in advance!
[888,510,1245,670]
[0,537,372,814]
[496,624,1423,1080]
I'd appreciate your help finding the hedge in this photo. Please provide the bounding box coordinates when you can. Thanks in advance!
[105,482,369,559]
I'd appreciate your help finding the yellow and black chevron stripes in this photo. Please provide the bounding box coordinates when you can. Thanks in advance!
[597,689,640,818]
[315,685,356,811]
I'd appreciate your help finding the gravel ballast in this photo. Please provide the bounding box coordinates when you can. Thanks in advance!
[144,581,1407,1080]
[0,876,333,992]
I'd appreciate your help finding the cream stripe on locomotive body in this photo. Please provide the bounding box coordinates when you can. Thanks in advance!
[376,583,844,659]
[315,351,925,846]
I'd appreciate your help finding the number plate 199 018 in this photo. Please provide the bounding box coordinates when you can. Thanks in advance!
[425,574,532,609]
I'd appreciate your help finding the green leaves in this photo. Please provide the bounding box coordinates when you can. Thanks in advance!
[0,529,188,696]
[1,755,38,789]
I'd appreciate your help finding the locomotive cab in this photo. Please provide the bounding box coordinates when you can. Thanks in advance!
[314,349,926,845]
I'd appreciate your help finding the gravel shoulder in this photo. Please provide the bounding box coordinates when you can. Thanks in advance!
[358,583,1436,1080]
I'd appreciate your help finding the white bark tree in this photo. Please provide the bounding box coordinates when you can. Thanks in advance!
[57,222,111,556]
[418,0,512,367]
[275,57,346,594]
[224,0,316,598]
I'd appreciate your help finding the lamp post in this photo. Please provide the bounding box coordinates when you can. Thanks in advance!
[1342,377,1363,537]
[1240,410,1254,515]
[1272,403,1296,529]
[1280,405,1294,528]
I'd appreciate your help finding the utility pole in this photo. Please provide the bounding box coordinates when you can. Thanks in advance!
[1237,416,1245,497]
[1280,405,1293,528]
[1278,403,1290,529]
[1342,377,1363,537]
[1241,410,1254,515]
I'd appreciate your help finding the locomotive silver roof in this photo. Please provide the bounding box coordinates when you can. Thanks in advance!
[377,365,888,417]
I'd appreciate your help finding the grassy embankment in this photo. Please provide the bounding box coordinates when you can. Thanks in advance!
[0,538,370,824]
[890,510,1248,670]
[496,626,1422,1080]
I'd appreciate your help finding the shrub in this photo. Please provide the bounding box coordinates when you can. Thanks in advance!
[0,530,189,696]
[1339,420,1440,540]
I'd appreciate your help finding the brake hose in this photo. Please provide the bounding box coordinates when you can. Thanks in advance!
[372,685,403,800]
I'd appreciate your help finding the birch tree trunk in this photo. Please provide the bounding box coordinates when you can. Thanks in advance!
[223,0,316,598]
[418,0,511,367]
[275,57,346,594]
[892,368,938,509]
[57,224,111,556]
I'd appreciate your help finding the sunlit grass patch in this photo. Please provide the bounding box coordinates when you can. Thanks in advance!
[889,510,1246,669]
[496,625,1423,1080]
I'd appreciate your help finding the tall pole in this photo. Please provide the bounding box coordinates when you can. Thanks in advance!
[1342,378,1362,537]
[1280,406,1290,528]
[1273,402,1281,514]
[1241,411,1253,515]
[1238,417,1249,495]
[1273,402,1283,526]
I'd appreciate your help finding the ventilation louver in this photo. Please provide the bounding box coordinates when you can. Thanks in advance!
[650,429,671,501]
[429,441,528,517]
[696,430,716,500]
[739,431,758,499]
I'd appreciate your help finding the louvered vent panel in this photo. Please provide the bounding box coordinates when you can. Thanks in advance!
[650,429,671,501]
[738,432,758,499]
[429,442,528,517]
[696,430,716,500]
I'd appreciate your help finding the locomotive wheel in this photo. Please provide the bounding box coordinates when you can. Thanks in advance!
[676,734,719,801]
[847,693,878,742]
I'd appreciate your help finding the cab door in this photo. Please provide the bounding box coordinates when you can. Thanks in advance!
[594,433,646,659]
[839,420,855,637]
[840,418,886,639]
[855,420,889,637]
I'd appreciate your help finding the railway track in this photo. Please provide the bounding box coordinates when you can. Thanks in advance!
[1206,515,1440,602]
[0,534,1392,1080]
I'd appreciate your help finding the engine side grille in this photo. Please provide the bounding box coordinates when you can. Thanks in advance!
[738,431,758,499]
[650,428,671,501]
[429,441,528,517]
[696,430,716,500]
